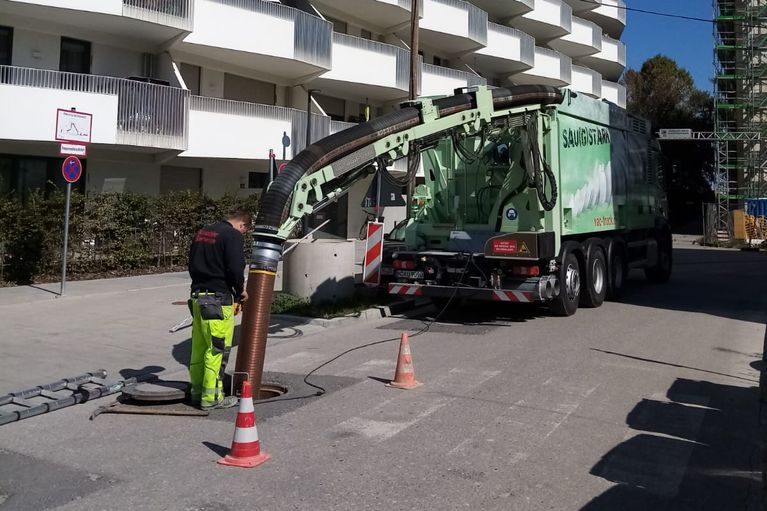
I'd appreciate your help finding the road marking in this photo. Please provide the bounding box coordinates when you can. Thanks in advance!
[333,368,500,442]
[265,351,328,372]
[337,359,394,377]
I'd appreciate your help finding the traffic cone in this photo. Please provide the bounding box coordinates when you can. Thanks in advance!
[386,333,422,389]
[217,381,271,468]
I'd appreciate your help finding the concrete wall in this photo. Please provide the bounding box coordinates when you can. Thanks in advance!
[12,27,59,69]
[184,0,295,59]
[86,160,160,194]
[9,0,122,15]
[0,85,119,143]
[92,43,143,78]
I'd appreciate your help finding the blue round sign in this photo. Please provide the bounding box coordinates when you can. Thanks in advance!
[62,156,82,183]
[505,208,518,221]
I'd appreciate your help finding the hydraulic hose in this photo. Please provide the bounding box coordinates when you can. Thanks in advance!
[234,85,565,394]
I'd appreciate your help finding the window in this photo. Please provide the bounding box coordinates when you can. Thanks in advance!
[60,37,91,74]
[180,63,201,95]
[324,15,347,34]
[0,155,86,201]
[160,166,201,194]
[223,73,275,104]
[0,26,12,66]
[360,29,372,40]
[248,172,268,189]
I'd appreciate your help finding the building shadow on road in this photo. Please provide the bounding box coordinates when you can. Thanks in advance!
[581,378,763,510]
[619,247,766,324]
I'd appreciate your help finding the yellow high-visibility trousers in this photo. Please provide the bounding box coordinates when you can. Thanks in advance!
[188,296,234,407]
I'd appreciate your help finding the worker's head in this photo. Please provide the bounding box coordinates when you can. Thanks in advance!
[226,210,252,234]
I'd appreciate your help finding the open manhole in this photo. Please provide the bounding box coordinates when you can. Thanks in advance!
[123,380,287,403]
[250,383,288,401]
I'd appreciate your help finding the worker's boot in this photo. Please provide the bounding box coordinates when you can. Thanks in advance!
[200,395,238,410]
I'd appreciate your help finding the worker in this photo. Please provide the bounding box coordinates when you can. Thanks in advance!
[187,210,250,409]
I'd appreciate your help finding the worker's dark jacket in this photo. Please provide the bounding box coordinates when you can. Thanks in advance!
[188,221,245,298]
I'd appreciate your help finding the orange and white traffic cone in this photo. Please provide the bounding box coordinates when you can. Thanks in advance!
[386,333,422,389]
[217,381,271,468]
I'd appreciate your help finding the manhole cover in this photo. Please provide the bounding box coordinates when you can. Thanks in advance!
[122,380,188,402]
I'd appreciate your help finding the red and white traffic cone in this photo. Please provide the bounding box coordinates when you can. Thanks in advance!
[386,333,422,390]
[217,381,270,468]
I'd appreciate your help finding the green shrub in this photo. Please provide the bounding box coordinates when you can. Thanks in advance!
[0,190,259,285]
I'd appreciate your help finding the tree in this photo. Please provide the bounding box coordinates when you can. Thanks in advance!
[623,55,715,233]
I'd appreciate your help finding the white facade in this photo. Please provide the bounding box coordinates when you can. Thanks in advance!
[0,0,629,239]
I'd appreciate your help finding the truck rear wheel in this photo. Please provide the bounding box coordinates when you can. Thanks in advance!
[645,230,672,283]
[606,243,627,300]
[580,244,607,308]
[550,252,580,317]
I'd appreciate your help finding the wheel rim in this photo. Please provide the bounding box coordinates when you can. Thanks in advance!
[565,264,580,301]
[592,258,605,295]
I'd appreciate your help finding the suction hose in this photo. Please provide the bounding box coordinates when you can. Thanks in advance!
[233,85,564,395]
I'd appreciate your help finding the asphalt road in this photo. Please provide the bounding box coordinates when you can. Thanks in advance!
[0,244,765,510]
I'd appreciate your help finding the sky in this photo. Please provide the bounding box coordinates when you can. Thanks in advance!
[622,0,714,92]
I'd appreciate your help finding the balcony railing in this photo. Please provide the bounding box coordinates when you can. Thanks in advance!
[422,63,487,88]
[189,95,330,153]
[333,33,411,92]
[209,0,332,69]
[1,66,189,150]
[424,0,488,46]
[122,0,194,30]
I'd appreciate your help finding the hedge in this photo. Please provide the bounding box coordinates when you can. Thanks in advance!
[0,190,259,285]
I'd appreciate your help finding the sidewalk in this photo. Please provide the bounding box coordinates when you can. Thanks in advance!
[0,272,326,393]
[0,271,191,307]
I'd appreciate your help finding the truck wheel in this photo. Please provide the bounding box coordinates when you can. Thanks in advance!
[580,244,607,308]
[550,252,580,317]
[606,244,627,300]
[645,231,672,283]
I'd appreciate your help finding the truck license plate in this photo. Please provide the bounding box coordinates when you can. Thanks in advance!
[396,270,424,280]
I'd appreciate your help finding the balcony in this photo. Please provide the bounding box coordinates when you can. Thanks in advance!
[312,0,414,32]
[548,16,601,59]
[562,0,597,14]
[511,46,572,87]
[421,63,486,97]
[601,80,626,108]
[578,0,626,39]
[574,34,626,81]
[182,96,330,159]
[469,0,533,20]
[469,23,534,77]
[399,0,488,55]
[179,0,332,85]
[0,0,194,43]
[569,65,601,97]
[314,33,411,103]
[0,65,188,151]
[509,0,571,42]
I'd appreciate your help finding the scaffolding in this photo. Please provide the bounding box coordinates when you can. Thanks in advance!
[714,0,767,239]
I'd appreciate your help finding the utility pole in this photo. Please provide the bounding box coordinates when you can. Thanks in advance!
[406,0,420,219]
[304,88,319,234]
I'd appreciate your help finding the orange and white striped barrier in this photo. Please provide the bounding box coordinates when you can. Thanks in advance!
[387,333,422,390]
[218,381,271,468]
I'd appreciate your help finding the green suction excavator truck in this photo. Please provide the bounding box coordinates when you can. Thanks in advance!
[254,85,671,319]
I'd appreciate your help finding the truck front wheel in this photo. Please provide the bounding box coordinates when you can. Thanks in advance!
[550,252,581,316]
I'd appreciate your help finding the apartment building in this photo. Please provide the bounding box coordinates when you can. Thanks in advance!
[0,0,626,238]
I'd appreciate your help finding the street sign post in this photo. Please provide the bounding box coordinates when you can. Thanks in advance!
[60,156,82,296]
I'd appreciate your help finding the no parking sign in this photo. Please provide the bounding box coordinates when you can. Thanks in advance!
[62,156,82,183]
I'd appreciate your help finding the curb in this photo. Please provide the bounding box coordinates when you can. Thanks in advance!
[272,297,432,328]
